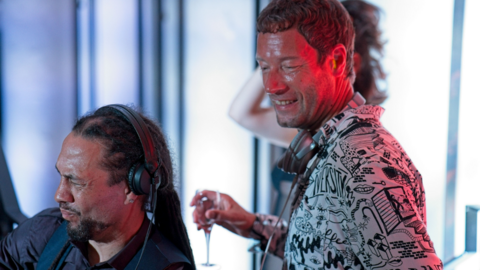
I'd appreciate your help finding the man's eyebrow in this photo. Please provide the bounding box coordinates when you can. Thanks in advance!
[255,56,302,62]
[279,56,301,61]
[55,165,76,179]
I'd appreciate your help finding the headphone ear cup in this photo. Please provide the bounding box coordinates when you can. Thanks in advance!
[128,163,152,195]
[128,165,136,193]
[278,130,318,175]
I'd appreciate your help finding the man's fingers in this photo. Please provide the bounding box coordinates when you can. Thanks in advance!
[206,209,238,223]
[192,211,199,223]
[189,191,204,206]
[189,190,218,206]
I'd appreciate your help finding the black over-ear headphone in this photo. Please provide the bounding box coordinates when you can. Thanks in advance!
[277,129,321,175]
[277,92,366,175]
[102,105,163,269]
[103,104,161,196]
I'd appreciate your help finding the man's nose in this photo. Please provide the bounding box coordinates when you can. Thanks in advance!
[54,179,73,203]
[263,69,287,95]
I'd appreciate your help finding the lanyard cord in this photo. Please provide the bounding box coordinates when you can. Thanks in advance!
[259,174,298,270]
[259,152,322,270]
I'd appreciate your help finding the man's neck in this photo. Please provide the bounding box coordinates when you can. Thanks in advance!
[87,210,145,266]
[312,77,354,131]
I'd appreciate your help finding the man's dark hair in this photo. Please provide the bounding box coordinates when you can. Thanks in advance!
[72,106,195,268]
[257,0,356,81]
[342,0,387,105]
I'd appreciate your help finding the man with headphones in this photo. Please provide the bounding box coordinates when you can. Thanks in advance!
[192,0,442,269]
[0,105,195,270]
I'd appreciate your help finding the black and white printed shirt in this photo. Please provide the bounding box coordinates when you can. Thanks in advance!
[250,104,443,270]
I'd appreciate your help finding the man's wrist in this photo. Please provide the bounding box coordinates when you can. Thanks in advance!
[245,212,257,232]
[248,213,264,240]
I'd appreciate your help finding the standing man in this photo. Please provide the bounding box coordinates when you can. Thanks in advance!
[192,0,442,269]
[1,105,195,270]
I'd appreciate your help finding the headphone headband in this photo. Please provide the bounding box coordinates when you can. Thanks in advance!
[106,104,159,176]
[95,104,162,201]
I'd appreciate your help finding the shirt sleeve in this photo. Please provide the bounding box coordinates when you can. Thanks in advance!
[350,157,442,268]
[0,208,62,270]
[0,226,24,270]
[0,217,38,270]
[248,213,288,259]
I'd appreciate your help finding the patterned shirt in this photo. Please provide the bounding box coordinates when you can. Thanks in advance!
[251,105,443,270]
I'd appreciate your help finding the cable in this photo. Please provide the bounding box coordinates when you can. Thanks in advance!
[259,175,298,270]
[259,151,323,270]
[134,183,158,270]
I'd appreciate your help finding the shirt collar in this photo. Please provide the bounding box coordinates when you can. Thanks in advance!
[312,92,366,143]
[345,91,366,110]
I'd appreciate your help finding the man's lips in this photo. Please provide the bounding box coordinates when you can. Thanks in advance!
[60,209,76,219]
[60,207,80,220]
[271,98,298,107]
[274,100,296,106]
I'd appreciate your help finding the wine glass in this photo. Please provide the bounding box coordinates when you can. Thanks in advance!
[195,190,221,270]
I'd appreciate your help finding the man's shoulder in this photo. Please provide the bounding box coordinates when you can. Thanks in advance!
[15,207,63,242]
[22,207,64,230]
[317,107,417,177]
[16,207,62,231]
[32,207,63,219]
[125,229,192,270]
[0,208,64,268]
[150,231,190,263]
[332,106,402,156]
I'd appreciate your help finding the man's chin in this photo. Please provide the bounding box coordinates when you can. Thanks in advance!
[277,116,292,127]
[277,117,319,131]
[66,218,109,242]
[277,118,300,129]
[66,220,79,230]
[66,218,95,242]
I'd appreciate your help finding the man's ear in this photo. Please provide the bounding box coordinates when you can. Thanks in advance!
[330,44,347,77]
[124,186,139,205]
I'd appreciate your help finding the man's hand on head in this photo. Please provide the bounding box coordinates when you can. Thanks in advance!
[190,190,256,238]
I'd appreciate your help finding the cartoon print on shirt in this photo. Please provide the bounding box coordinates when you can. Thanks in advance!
[382,166,426,222]
[282,105,442,270]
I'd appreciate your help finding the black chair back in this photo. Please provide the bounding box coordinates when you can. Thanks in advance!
[0,144,27,239]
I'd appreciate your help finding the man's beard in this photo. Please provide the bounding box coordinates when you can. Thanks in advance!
[60,203,108,242]
[66,217,108,242]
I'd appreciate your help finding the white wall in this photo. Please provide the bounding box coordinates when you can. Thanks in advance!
[182,0,256,269]
[2,0,77,217]
[369,0,455,260]
[94,0,139,107]
[455,0,480,257]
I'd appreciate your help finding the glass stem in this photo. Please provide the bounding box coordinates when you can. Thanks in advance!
[205,231,211,265]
